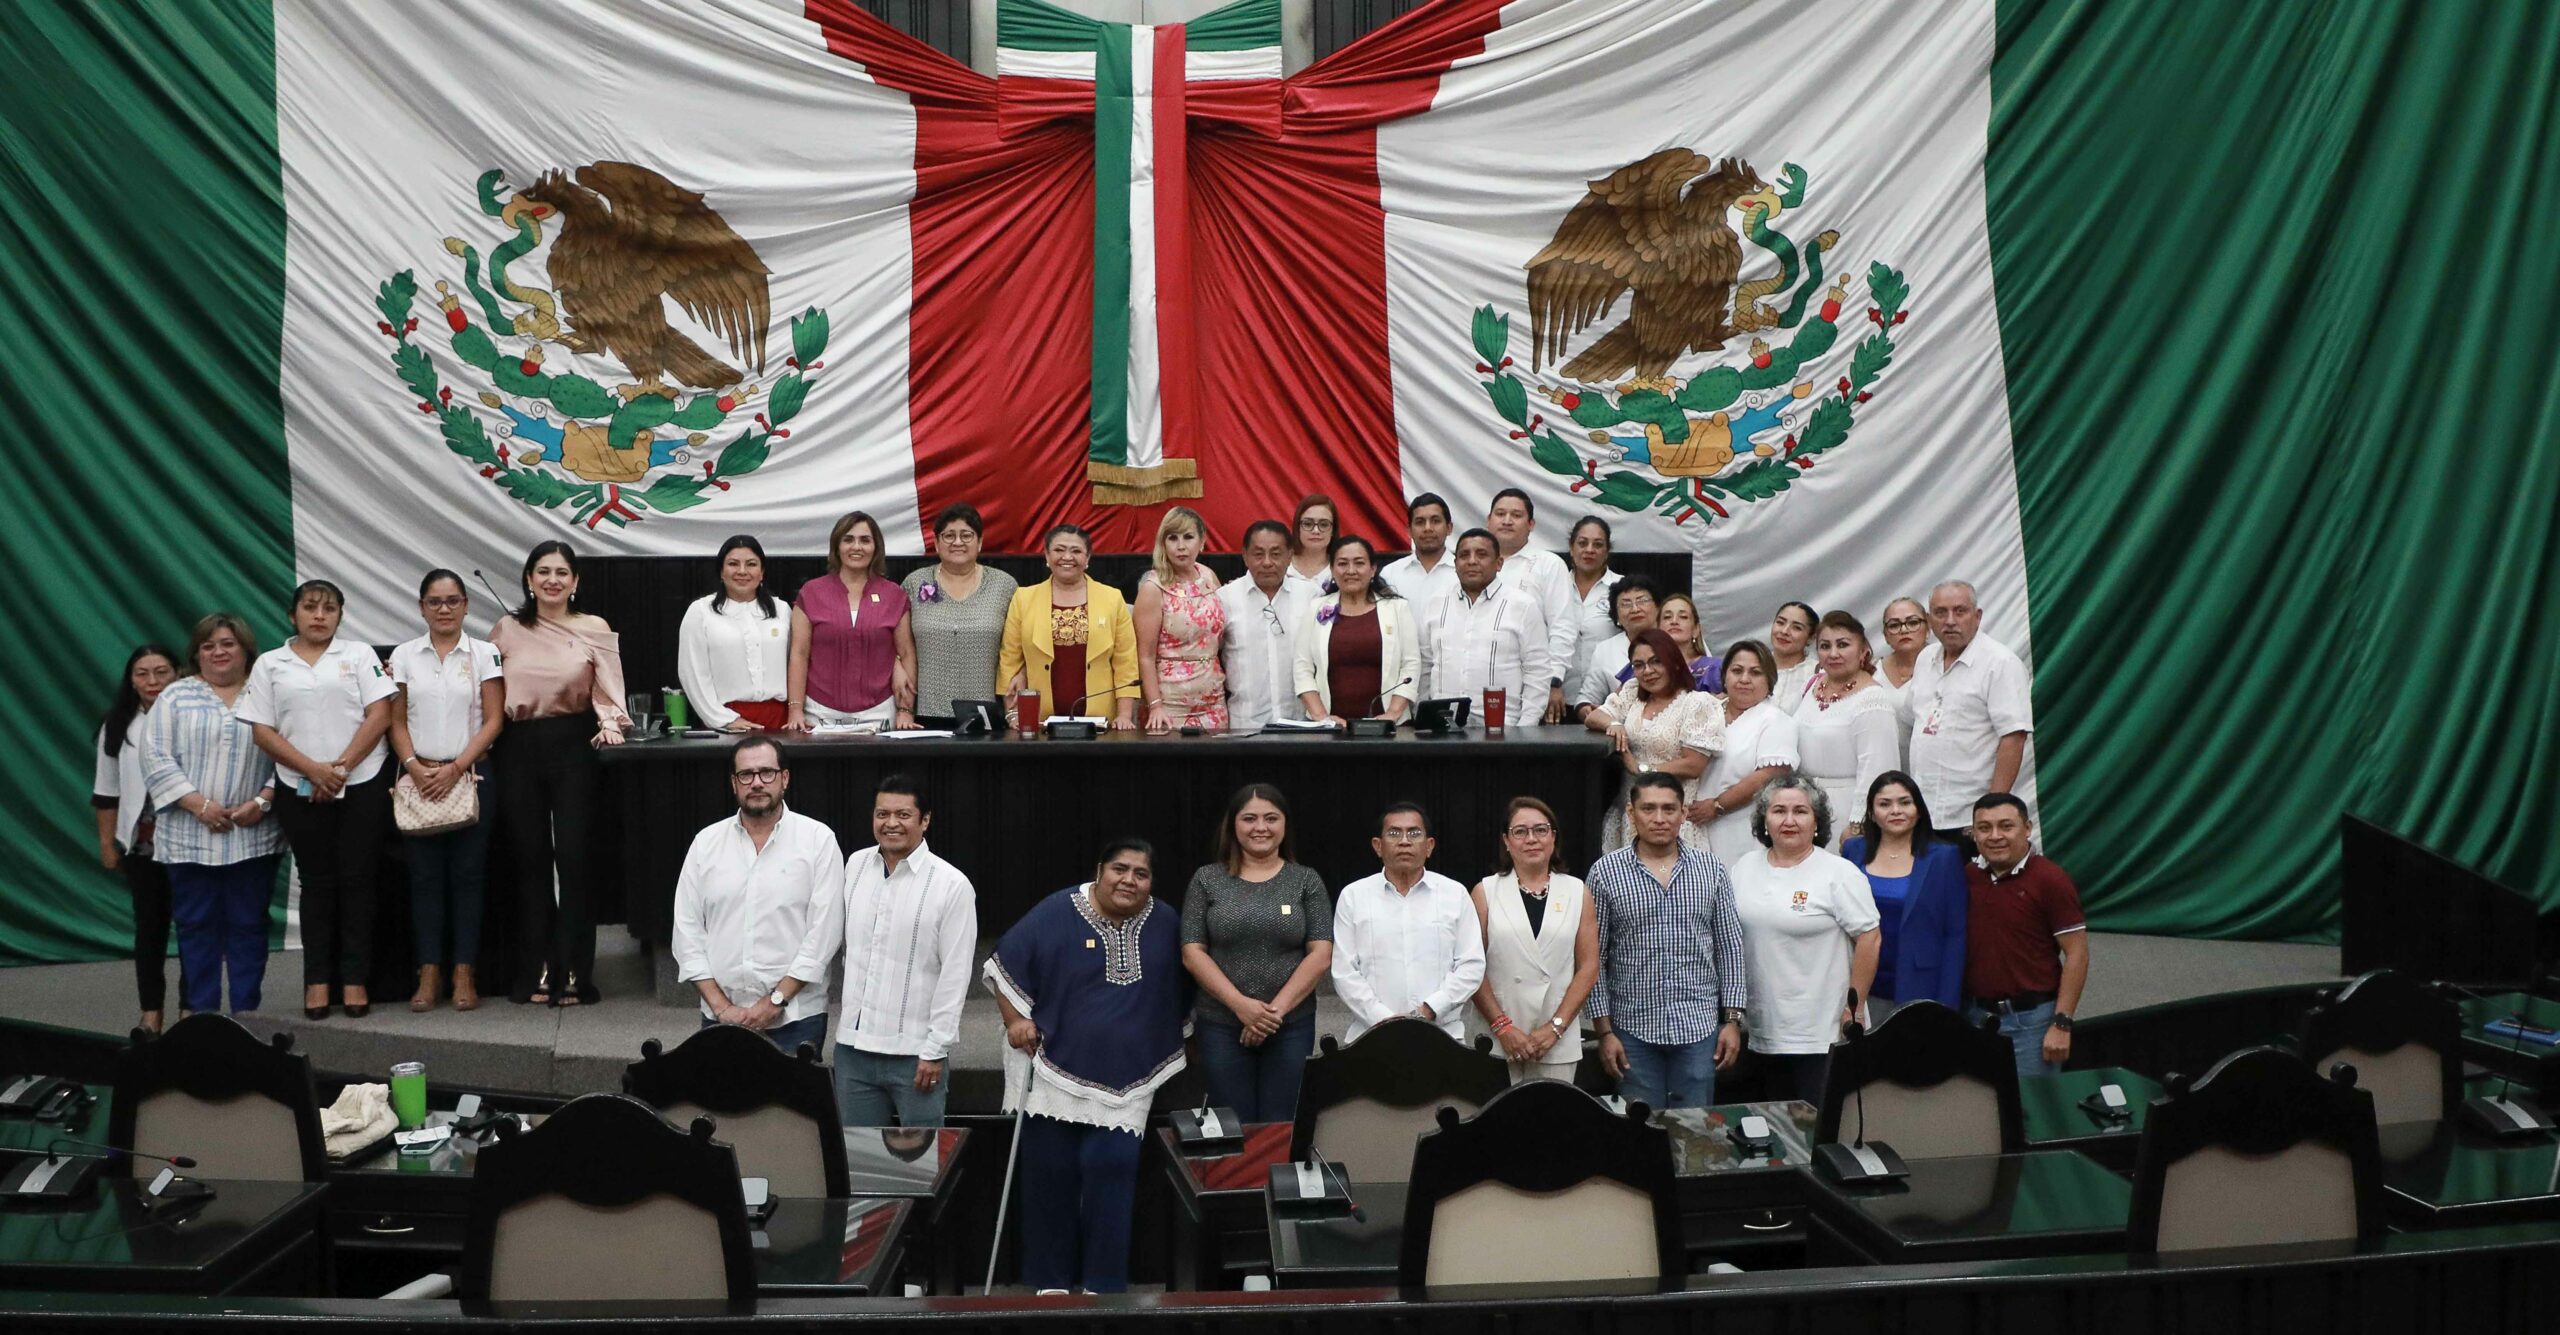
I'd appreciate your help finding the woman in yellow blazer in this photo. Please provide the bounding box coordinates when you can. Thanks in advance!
[1000,524,1141,729]
[1291,535,1423,727]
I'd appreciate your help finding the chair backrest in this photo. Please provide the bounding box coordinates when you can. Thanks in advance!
[1291,1019,1510,1184]
[2297,969,2461,1125]
[462,1093,755,1301]
[624,1025,847,1198]
[2128,1046,2385,1253]
[107,1014,324,1182]
[1400,1081,1681,1289]
[1815,1001,2023,1157]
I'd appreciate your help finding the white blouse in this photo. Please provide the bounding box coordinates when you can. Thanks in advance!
[237,641,397,785]
[388,634,502,762]
[1597,683,1727,852]
[678,594,794,729]
[1772,658,1818,714]
[1792,682,1901,849]
[92,714,152,852]
[1701,700,1801,866]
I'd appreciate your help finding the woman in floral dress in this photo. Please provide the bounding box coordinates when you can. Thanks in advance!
[1137,506,1229,731]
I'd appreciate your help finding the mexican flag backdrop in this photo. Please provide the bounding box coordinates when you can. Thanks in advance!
[1,0,2555,962]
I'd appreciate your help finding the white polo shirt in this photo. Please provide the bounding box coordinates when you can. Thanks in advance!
[671,806,846,1024]
[1217,575,1310,731]
[236,640,397,785]
[1904,632,2035,827]
[387,634,502,762]
[1419,580,1552,709]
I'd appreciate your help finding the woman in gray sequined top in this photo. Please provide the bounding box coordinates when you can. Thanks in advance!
[901,504,1019,723]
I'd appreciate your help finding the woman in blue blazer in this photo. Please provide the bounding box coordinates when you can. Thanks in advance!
[1839,771,1968,1021]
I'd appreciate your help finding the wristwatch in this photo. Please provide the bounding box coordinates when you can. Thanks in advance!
[1548,1017,1568,1036]
[1721,1008,1746,1026]
[767,987,788,1007]
[2049,1012,2074,1033]
[253,794,273,813]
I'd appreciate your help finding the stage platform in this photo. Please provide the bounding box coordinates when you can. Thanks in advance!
[0,932,2344,1102]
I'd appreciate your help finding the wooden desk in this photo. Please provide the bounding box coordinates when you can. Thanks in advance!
[2378,1117,2560,1228]
[1154,1121,1294,1290]
[0,1175,327,1295]
[1657,1100,1819,1263]
[2018,1067,2162,1168]
[1265,1180,1406,1290]
[1803,1150,2133,1265]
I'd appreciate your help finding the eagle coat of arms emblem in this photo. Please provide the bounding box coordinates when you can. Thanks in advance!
[371,163,830,529]
[1471,152,1909,526]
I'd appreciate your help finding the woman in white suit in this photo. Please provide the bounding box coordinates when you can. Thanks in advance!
[1291,535,1421,728]
[1471,796,1597,1083]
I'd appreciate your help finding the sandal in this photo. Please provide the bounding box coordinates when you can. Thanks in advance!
[451,965,480,1012]
[411,965,441,1013]
[556,972,583,1007]
[527,966,552,1007]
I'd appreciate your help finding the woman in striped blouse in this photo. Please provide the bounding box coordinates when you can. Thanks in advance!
[142,614,283,1016]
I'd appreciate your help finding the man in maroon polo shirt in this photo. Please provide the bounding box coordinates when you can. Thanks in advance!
[1962,794,2089,1075]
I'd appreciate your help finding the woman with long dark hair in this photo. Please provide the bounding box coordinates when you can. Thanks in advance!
[1290,535,1420,729]
[1838,770,1969,1021]
[679,534,793,731]
[490,540,627,1005]
[94,642,181,1031]
[1180,784,1332,1120]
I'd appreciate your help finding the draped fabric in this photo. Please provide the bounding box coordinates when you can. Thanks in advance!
[1,0,2555,964]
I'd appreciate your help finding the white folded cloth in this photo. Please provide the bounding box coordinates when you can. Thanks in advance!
[321,1082,398,1156]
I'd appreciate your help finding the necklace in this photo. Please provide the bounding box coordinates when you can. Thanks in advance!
[1812,674,1867,710]
[1515,870,1551,898]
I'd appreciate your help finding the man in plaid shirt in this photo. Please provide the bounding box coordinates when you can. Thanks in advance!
[1587,772,1747,1110]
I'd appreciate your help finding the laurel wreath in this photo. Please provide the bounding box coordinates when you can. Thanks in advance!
[1472,260,1909,526]
[368,180,829,530]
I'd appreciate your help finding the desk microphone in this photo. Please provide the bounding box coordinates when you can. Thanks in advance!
[2435,982,2557,1137]
[1309,1146,1365,1222]
[1345,677,1414,738]
[45,1138,195,1170]
[1043,681,1141,739]
[1056,681,1142,716]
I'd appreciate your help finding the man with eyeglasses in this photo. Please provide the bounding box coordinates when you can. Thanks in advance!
[670,736,844,1054]
[834,773,977,1126]
[1216,519,1311,731]
[1904,580,2034,847]
[1330,803,1484,1041]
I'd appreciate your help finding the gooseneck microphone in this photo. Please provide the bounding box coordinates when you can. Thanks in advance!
[472,569,514,609]
[1310,1146,1366,1223]
[45,1138,195,1170]
[2435,981,2557,1137]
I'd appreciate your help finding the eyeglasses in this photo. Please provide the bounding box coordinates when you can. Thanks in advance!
[422,597,466,610]
[1883,617,1927,632]
[1506,823,1555,839]
[731,768,783,786]
[1298,518,1335,530]
[1379,829,1429,844]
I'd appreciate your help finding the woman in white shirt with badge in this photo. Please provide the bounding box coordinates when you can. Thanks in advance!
[1873,597,1929,761]
[1470,797,1598,1083]
[679,534,794,731]
[1692,640,1801,867]
[1729,773,1880,1105]
[93,643,181,1032]
[1794,611,1901,849]
[240,579,397,1020]
[388,570,505,1013]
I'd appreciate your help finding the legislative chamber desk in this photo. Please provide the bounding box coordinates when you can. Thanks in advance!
[599,725,1619,954]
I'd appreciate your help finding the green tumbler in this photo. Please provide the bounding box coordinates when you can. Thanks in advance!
[665,689,690,731]
[390,1061,428,1130]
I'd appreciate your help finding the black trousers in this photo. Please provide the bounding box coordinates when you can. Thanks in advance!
[122,850,175,1011]
[272,773,390,989]
[495,715,601,1002]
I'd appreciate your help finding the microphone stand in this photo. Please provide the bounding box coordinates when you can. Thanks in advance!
[1040,680,1141,739]
[1345,676,1414,739]
[2436,982,2557,1137]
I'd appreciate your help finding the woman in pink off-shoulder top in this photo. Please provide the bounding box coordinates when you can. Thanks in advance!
[488,540,628,1007]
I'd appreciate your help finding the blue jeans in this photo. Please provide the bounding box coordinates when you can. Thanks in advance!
[833,1044,948,1128]
[406,815,489,968]
[699,1012,831,1057]
[1615,1031,1718,1111]
[168,856,279,1015]
[1194,1012,1316,1123]
[1970,1001,2059,1077]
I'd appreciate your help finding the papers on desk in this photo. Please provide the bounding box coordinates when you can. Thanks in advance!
[879,729,954,739]
[1260,718,1338,733]
[808,724,883,737]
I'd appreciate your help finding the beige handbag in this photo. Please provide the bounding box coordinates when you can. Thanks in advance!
[392,768,480,835]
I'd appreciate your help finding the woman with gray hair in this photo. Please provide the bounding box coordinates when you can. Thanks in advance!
[1727,772,1881,1105]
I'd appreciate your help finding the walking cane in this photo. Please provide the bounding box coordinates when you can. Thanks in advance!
[983,1104,1027,1296]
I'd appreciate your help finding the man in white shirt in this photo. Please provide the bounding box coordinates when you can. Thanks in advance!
[1905,580,2035,841]
[1330,804,1485,1041]
[1379,493,1460,610]
[1419,529,1552,715]
[1573,576,1663,717]
[1218,520,1311,731]
[834,774,978,1127]
[1487,488,1578,723]
[671,737,846,1055]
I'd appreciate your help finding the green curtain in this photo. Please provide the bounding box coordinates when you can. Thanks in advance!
[1990,0,2560,937]
[0,0,289,964]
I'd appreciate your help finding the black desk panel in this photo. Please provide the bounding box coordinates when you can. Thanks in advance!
[1804,1149,2132,1264]
[0,1176,327,1295]
[601,727,1617,946]
[2378,1118,2560,1228]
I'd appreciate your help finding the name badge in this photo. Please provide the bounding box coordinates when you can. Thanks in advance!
[1085,938,1096,949]
[1280,904,1292,916]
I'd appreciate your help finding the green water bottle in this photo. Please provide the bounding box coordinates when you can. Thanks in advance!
[665,688,690,731]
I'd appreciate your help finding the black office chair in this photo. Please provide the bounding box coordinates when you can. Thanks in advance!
[107,1013,325,1182]
[1815,1000,2024,1158]
[2127,1046,2385,1253]
[2296,969,2462,1125]
[624,1025,849,1197]
[1398,1080,1681,1289]
[461,1092,756,1301]
[1292,1018,1510,1184]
